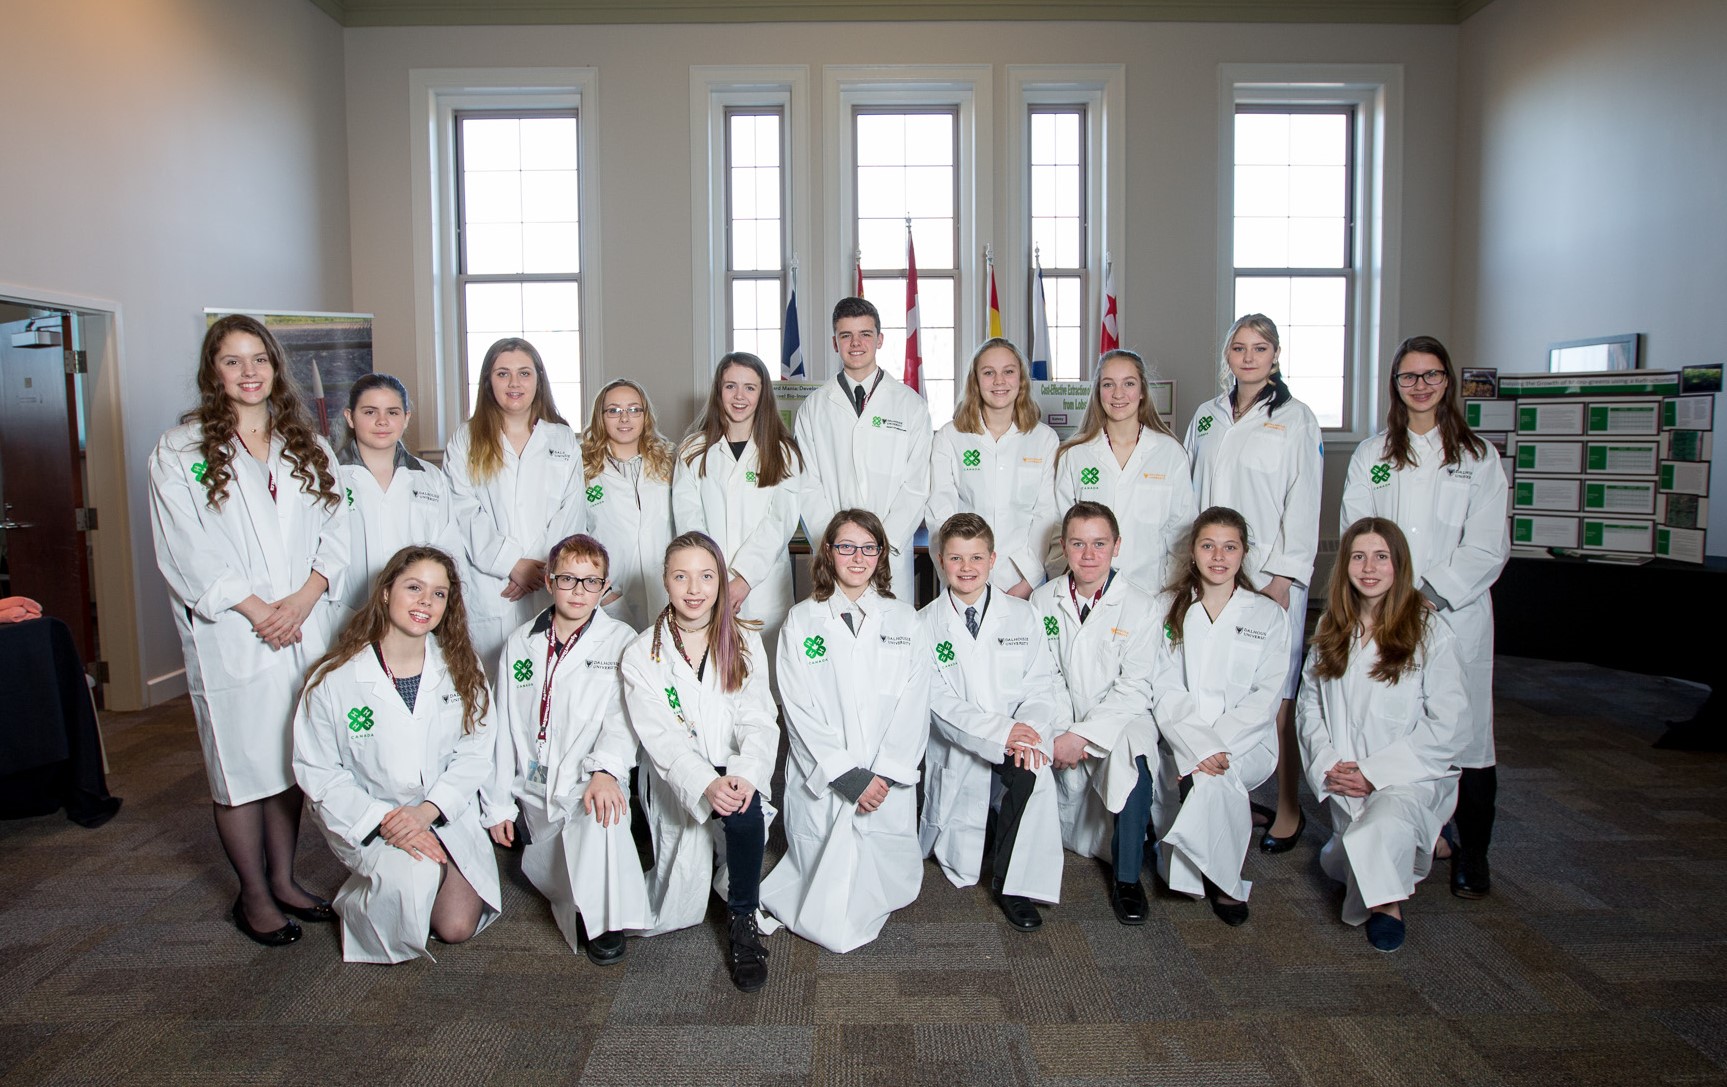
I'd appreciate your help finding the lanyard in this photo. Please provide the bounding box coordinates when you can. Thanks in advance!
[667,618,710,682]
[1068,572,1111,621]
[537,617,591,750]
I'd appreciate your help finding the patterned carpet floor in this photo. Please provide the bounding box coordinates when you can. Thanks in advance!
[1,656,1723,1086]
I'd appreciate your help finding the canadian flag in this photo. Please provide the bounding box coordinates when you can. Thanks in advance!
[1099,254,1119,354]
[903,225,922,393]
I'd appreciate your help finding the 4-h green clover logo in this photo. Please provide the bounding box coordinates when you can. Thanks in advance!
[935,641,956,664]
[803,635,826,659]
[190,460,208,482]
[1163,622,1175,642]
[744,471,757,483]
[1079,467,1100,486]
[962,449,981,467]
[586,485,604,503]
[1370,463,1392,485]
[871,416,883,428]
[512,658,533,682]
[1043,615,1060,638]
[345,487,354,508]
[1197,415,1214,434]
[346,706,375,733]
[665,687,682,711]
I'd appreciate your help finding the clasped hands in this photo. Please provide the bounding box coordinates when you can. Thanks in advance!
[1323,760,1374,798]
[381,801,447,863]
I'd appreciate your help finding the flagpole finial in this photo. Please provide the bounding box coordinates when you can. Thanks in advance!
[985,243,993,261]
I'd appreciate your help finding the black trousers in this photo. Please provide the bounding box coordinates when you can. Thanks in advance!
[715,768,765,914]
[989,756,1036,891]
[1454,765,1497,857]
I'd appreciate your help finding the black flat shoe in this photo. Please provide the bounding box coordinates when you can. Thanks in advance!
[585,928,626,966]
[1259,809,1306,853]
[1204,879,1249,926]
[1365,912,1405,952]
[231,897,302,947]
[997,893,1043,931]
[1109,880,1148,926]
[274,895,336,923]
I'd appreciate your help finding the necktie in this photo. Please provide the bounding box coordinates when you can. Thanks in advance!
[1079,603,1091,623]
[965,606,979,639]
[852,383,866,416]
[841,611,856,635]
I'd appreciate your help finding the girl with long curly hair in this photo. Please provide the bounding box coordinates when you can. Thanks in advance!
[1295,518,1467,953]
[444,337,587,666]
[148,313,349,947]
[582,378,676,631]
[620,532,779,991]
[292,546,502,963]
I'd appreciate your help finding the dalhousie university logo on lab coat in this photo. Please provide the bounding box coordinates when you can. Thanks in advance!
[1235,625,1267,642]
[347,706,375,733]
[997,636,1030,648]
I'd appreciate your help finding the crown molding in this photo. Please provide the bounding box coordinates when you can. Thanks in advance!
[308,0,1495,28]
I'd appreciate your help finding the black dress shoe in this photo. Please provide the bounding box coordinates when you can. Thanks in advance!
[1451,851,1491,899]
[997,893,1043,931]
[274,894,337,923]
[1109,880,1148,926]
[1259,809,1306,853]
[728,912,769,992]
[231,897,302,947]
[585,928,627,966]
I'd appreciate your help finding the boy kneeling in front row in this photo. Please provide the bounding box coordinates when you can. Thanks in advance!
[919,513,1067,930]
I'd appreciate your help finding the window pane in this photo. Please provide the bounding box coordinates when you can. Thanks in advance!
[465,281,524,334]
[1234,273,1347,427]
[523,223,581,274]
[461,118,521,171]
[462,170,523,224]
[1233,109,1350,275]
[1031,108,1085,284]
[1234,164,1288,218]
[519,117,578,170]
[1048,274,1083,381]
[1289,113,1346,165]
[1234,113,1287,166]
[904,114,954,166]
[1233,219,1288,268]
[464,281,582,414]
[1287,217,1345,268]
[460,113,581,277]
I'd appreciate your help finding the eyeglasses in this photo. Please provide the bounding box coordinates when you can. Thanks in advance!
[829,542,882,558]
[603,405,646,418]
[549,574,607,592]
[1394,369,1447,388]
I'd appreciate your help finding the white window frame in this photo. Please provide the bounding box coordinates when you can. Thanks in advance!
[1218,64,1402,442]
[690,66,812,393]
[823,65,992,403]
[411,67,602,449]
[1005,65,1125,379]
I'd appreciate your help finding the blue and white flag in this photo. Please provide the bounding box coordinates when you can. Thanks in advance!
[781,266,805,379]
[1029,258,1051,381]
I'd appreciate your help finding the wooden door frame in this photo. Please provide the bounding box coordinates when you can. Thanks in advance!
[0,283,147,711]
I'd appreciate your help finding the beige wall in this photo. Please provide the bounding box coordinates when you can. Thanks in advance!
[0,0,352,705]
[344,19,1459,453]
[1453,0,1726,552]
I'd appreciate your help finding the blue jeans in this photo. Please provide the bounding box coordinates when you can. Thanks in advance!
[1110,755,1155,880]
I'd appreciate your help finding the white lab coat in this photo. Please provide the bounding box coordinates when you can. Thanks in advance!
[760,590,930,952]
[1183,392,1323,694]
[1296,622,1467,925]
[1051,428,1197,593]
[1147,588,1288,901]
[919,590,1067,904]
[291,641,502,963]
[928,421,1060,593]
[587,453,674,632]
[484,608,651,950]
[620,621,780,936]
[149,423,349,805]
[1341,429,1510,768]
[335,441,453,616]
[444,422,587,666]
[671,436,803,674]
[794,372,933,596]
[1029,574,1161,863]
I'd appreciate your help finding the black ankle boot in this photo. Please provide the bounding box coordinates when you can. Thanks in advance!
[728,911,769,992]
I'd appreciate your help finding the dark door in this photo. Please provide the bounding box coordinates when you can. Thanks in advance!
[0,314,96,669]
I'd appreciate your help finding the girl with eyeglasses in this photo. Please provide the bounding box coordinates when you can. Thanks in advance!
[1340,336,1508,900]
[620,532,780,991]
[672,352,805,679]
[759,510,931,952]
[444,338,587,666]
[483,533,650,965]
[1182,314,1323,855]
[582,379,676,632]
[1296,518,1467,953]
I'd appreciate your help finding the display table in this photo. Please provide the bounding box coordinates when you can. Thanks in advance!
[0,616,122,825]
[1492,554,1725,748]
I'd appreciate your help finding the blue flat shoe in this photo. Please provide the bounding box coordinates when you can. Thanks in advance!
[1365,912,1405,953]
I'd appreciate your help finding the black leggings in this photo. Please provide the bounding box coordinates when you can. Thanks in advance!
[718,785,766,914]
[1454,765,1497,857]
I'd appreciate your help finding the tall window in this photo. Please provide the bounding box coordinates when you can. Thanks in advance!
[456,111,584,413]
[1232,106,1351,428]
[854,108,958,423]
[726,109,786,363]
[1029,107,1085,380]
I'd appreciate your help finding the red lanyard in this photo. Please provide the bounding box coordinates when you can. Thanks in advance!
[1068,572,1111,621]
[537,618,590,747]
